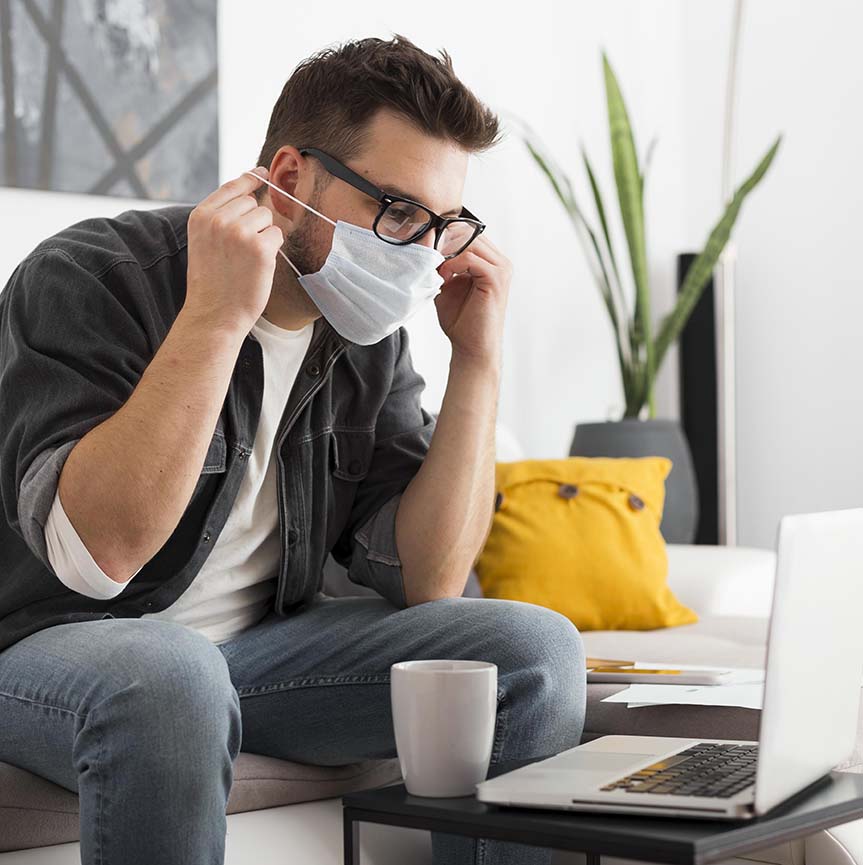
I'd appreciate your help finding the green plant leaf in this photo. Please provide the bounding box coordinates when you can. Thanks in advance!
[522,131,634,379]
[581,146,635,371]
[653,135,782,372]
[582,146,622,290]
[603,52,656,412]
[523,136,572,215]
[519,117,642,411]
[640,136,657,201]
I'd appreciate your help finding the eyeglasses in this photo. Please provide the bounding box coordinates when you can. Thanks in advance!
[298,146,486,260]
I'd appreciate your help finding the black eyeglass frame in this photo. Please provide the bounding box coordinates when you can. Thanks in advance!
[298,146,486,260]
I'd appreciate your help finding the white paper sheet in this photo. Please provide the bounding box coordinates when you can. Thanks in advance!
[599,663,765,710]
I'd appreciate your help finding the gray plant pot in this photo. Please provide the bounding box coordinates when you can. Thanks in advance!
[569,419,699,544]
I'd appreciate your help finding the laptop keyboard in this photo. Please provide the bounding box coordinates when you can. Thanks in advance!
[599,743,758,799]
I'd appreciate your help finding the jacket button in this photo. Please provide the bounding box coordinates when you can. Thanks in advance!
[238,451,247,460]
[287,528,298,546]
[348,459,363,476]
[558,483,579,499]
[306,362,321,377]
[203,530,211,543]
[242,357,251,369]
[145,601,154,608]
[628,494,645,511]
[494,491,504,511]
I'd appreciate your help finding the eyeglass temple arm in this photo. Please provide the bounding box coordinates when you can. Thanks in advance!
[299,147,384,202]
[300,146,485,229]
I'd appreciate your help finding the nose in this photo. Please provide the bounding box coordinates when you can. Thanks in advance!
[415,227,437,251]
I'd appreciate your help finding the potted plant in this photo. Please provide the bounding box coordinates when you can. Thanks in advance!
[517,52,781,543]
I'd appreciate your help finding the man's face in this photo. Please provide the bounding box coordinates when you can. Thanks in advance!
[265,107,469,316]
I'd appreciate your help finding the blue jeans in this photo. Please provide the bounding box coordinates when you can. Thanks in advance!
[0,592,586,864]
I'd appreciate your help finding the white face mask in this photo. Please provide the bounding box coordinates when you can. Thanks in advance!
[245,171,445,346]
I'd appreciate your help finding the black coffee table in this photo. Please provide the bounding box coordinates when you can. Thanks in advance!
[342,757,863,865]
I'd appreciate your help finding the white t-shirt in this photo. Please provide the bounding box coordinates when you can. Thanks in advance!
[44,314,315,645]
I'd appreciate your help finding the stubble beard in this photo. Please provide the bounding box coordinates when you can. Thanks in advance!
[270,184,328,320]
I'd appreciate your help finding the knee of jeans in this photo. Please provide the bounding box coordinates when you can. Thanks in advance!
[490,601,585,680]
[92,619,240,731]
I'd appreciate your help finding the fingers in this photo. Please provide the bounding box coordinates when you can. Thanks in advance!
[438,248,484,283]
[438,247,510,292]
[440,234,511,283]
[440,246,483,279]
[462,232,505,266]
[478,234,506,261]
[242,204,275,234]
[212,193,259,225]
[199,167,269,211]
[196,181,275,240]
[259,223,285,251]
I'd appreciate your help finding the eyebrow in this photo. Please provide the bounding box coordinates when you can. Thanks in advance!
[375,181,463,217]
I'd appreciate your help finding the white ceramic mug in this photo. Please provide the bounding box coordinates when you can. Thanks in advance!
[390,659,497,797]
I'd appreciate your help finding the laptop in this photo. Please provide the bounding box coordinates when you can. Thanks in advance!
[475,508,863,820]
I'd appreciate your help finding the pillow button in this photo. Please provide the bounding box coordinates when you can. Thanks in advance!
[558,483,579,499]
[628,494,645,511]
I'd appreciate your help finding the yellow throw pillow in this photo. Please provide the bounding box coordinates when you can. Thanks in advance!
[474,456,697,631]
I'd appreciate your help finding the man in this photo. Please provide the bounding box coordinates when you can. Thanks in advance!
[0,34,586,865]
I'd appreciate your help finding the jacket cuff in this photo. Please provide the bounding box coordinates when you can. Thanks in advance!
[348,492,408,608]
[17,440,80,570]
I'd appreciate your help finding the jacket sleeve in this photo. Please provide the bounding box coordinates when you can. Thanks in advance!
[331,326,436,608]
[0,250,153,574]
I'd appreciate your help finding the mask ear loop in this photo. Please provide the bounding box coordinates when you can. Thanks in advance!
[243,170,337,277]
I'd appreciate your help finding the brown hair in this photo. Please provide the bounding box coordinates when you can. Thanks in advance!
[255,34,502,177]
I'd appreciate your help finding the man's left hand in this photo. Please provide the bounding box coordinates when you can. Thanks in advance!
[434,234,512,367]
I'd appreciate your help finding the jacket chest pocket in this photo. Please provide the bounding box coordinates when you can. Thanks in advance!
[325,428,376,551]
[330,428,375,482]
[201,431,227,474]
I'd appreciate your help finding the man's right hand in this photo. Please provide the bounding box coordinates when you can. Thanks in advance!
[184,167,284,335]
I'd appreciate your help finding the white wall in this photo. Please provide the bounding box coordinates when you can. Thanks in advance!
[680,0,863,548]
[3,1,856,549]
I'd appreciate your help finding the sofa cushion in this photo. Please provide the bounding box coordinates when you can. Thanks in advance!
[582,615,768,742]
[475,456,699,631]
[0,753,403,853]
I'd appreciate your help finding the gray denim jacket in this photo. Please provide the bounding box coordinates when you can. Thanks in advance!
[0,204,435,654]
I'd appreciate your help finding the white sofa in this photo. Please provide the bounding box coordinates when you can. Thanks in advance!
[2,425,861,865]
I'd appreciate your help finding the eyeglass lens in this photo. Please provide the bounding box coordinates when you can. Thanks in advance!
[377,200,476,257]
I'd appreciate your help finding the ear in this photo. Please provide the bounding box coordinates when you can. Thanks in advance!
[266,146,309,225]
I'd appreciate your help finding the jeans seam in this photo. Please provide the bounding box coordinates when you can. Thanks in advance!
[236,674,390,697]
[489,686,508,765]
[0,805,78,815]
[96,722,104,865]
[0,690,84,718]
[477,688,506,865]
